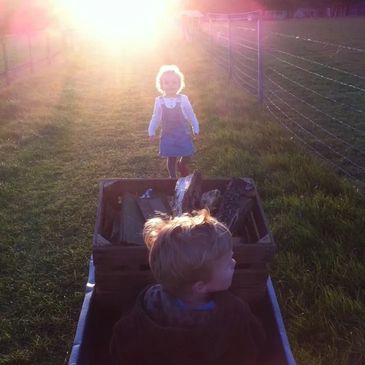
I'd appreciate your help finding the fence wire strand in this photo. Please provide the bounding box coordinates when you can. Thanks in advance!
[265,98,365,194]
[268,30,365,53]
[266,73,365,137]
[267,66,365,115]
[193,14,365,192]
[267,51,365,92]
[266,83,365,161]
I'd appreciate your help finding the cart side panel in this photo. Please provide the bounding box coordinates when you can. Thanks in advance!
[93,178,277,307]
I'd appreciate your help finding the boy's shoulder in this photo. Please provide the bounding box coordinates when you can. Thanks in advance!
[215,289,244,302]
[215,290,250,311]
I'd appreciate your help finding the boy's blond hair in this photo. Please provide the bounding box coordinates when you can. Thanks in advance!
[155,64,185,94]
[143,209,232,295]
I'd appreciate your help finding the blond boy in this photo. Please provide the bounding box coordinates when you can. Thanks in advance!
[110,210,265,365]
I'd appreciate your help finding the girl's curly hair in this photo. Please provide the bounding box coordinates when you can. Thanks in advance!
[155,64,185,94]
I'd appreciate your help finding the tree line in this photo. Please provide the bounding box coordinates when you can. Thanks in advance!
[0,0,55,36]
[0,0,363,37]
[183,0,363,15]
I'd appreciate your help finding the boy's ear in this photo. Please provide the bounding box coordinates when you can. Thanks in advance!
[192,281,208,294]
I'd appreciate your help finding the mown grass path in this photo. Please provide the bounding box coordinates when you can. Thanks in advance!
[0,42,364,365]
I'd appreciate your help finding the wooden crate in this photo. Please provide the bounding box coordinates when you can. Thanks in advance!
[93,178,276,308]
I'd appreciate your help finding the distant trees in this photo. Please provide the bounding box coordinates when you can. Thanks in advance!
[0,0,52,36]
[182,0,361,15]
[182,0,256,12]
[0,0,20,36]
[330,0,358,16]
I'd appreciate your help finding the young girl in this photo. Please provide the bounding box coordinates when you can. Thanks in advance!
[148,65,199,178]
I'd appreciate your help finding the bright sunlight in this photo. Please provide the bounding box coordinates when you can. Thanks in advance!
[57,0,179,47]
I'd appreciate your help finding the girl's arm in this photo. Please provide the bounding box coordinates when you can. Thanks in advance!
[148,98,162,137]
[181,95,199,135]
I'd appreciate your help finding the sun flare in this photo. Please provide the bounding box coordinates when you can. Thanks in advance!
[58,0,178,46]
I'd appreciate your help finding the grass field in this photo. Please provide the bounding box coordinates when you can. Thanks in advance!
[0,18,365,365]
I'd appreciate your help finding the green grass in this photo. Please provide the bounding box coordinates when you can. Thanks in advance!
[0,25,364,365]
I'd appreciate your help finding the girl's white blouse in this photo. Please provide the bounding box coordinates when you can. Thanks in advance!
[148,94,200,137]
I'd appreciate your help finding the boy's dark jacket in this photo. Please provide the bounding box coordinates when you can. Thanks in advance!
[110,287,266,365]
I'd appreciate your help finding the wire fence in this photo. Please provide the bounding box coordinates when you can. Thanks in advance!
[192,12,365,194]
[0,29,70,86]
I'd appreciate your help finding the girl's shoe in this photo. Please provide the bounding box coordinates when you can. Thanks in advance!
[177,161,189,177]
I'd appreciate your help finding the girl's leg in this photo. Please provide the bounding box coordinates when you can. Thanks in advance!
[177,156,191,177]
[167,157,177,178]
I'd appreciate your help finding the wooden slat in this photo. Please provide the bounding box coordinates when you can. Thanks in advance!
[94,288,149,311]
[95,269,267,293]
[232,239,276,263]
[232,269,268,286]
[95,271,155,292]
[103,178,177,202]
[233,246,276,263]
[93,245,149,266]
[230,287,266,303]
[121,193,145,245]
[94,285,266,309]
[137,196,172,220]
[252,203,268,237]
[93,240,276,268]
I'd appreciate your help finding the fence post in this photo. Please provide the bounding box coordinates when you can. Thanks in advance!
[257,11,264,103]
[27,33,34,72]
[46,32,50,64]
[209,17,213,53]
[228,15,232,79]
[1,38,10,85]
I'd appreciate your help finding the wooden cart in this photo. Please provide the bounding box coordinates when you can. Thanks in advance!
[68,178,296,365]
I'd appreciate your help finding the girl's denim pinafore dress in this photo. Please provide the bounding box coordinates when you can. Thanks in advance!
[159,96,195,157]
